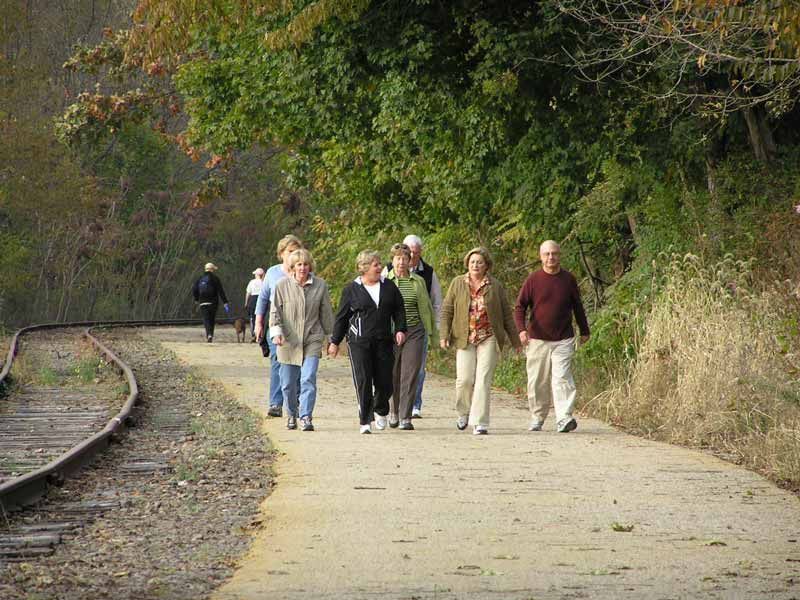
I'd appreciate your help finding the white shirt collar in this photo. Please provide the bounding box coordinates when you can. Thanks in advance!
[355,275,385,285]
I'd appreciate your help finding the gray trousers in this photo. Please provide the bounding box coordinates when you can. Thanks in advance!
[391,322,426,420]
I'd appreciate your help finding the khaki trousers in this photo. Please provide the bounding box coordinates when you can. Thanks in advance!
[455,336,499,427]
[526,337,577,424]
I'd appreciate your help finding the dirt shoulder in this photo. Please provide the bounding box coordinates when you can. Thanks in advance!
[151,326,800,600]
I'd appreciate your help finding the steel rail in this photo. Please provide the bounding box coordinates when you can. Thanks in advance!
[0,318,239,512]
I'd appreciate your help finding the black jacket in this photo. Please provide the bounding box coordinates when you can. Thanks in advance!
[331,278,406,346]
[192,272,229,305]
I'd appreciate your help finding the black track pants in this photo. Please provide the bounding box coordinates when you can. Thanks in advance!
[200,303,218,338]
[348,339,394,425]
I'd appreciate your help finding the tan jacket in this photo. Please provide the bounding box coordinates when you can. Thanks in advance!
[440,274,521,351]
[269,276,334,366]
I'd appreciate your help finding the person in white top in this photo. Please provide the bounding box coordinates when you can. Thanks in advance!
[245,267,265,342]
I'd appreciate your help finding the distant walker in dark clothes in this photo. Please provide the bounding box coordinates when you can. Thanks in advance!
[513,240,590,433]
[192,262,230,343]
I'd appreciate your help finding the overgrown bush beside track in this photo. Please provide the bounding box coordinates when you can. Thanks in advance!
[582,254,800,488]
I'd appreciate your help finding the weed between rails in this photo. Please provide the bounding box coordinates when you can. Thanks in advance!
[8,339,110,388]
[583,254,800,488]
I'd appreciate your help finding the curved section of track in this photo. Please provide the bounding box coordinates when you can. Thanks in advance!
[0,318,236,512]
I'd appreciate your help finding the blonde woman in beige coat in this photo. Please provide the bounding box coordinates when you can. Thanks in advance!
[270,249,334,431]
[439,247,521,435]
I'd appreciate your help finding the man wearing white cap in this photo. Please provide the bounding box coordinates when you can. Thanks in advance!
[245,267,265,342]
[192,262,230,343]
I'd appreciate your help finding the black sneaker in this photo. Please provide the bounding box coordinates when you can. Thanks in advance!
[300,417,314,432]
[287,416,297,430]
[267,406,282,418]
[207,336,213,343]
[399,420,414,431]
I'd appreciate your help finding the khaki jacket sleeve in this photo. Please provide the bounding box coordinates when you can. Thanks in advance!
[268,283,285,339]
[320,282,335,336]
[439,277,456,344]
[499,281,522,349]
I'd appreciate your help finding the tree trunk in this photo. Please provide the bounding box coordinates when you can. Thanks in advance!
[743,106,777,162]
[705,157,717,197]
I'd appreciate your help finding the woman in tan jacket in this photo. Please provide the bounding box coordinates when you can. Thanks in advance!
[270,249,334,431]
[440,247,521,434]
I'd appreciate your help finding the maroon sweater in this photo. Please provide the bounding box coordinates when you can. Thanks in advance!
[513,269,590,341]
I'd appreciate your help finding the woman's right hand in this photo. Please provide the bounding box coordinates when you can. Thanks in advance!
[273,335,284,346]
[440,339,449,349]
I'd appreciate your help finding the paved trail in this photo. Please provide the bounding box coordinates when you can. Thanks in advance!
[148,327,800,600]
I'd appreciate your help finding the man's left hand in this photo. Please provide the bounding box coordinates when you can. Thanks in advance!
[395,331,406,346]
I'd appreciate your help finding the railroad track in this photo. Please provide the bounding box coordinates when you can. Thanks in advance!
[0,318,237,517]
[0,320,272,597]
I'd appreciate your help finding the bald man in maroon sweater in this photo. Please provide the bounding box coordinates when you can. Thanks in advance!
[514,240,590,433]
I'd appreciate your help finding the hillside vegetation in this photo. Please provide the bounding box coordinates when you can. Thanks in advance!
[1,1,799,486]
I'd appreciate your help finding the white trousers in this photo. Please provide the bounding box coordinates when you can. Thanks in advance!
[526,337,577,424]
[455,336,499,427]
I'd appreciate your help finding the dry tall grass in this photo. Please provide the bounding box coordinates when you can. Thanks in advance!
[585,254,800,488]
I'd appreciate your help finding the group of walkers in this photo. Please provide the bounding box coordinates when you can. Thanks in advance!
[194,234,590,436]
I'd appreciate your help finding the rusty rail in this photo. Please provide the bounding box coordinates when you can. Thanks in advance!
[0,319,237,512]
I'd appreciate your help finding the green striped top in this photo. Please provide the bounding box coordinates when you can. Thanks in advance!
[394,276,420,326]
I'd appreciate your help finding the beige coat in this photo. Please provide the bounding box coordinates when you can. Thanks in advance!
[440,274,521,351]
[269,276,334,366]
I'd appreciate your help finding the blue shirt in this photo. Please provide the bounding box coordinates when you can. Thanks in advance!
[255,264,287,317]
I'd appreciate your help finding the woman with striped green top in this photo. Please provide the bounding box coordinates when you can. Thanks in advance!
[386,243,439,430]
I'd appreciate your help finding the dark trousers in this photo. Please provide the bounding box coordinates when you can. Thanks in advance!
[392,322,425,421]
[247,294,258,337]
[200,303,218,338]
[348,339,394,425]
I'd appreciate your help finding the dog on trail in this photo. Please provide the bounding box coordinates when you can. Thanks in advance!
[233,318,247,343]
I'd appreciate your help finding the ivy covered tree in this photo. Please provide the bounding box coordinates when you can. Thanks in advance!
[68,2,665,256]
[58,0,800,308]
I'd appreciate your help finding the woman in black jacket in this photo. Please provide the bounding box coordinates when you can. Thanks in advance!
[328,250,407,434]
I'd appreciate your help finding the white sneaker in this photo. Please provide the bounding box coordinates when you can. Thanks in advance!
[557,417,578,433]
[412,408,422,419]
[528,420,543,431]
[456,416,468,431]
[473,425,488,435]
[375,415,387,430]
[360,424,372,434]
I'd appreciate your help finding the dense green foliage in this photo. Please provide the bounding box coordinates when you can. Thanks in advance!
[5,0,800,395]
